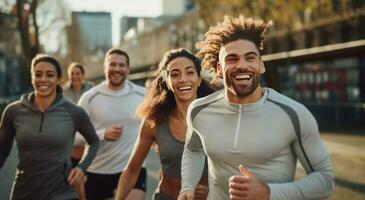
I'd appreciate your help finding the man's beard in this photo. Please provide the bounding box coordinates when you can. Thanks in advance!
[109,75,126,87]
[228,73,261,97]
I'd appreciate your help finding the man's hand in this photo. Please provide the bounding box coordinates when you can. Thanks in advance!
[229,165,270,200]
[195,184,208,200]
[177,190,195,200]
[104,125,123,141]
[68,167,85,186]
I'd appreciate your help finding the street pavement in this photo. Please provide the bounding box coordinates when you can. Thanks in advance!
[0,132,364,200]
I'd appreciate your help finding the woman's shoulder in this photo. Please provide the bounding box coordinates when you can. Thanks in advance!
[61,100,87,117]
[140,119,158,138]
[1,99,24,120]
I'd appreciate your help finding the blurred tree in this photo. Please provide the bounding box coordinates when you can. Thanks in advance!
[193,0,353,31]
[0,0,70,89]
[15,0,40,68]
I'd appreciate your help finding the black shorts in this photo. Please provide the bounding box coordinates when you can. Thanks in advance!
[85,168,147,200]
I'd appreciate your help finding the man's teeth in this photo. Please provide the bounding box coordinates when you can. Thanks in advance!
[234,74,252,80]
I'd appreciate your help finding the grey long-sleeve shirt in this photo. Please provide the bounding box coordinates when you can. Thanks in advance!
[181,88,334,200]
[0,92,99,200]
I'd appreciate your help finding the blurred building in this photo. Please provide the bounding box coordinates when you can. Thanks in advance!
[119,0,194,44]
[161,0,193,16]
[117,1,365,130]
[67,11,112,79]
[0,14,24,200]
[262,3,365,130]
[0,12,25,98]
[118,0,196,84]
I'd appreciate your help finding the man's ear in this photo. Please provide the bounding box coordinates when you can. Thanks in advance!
[216,62,223,78]
[260,60,266,74]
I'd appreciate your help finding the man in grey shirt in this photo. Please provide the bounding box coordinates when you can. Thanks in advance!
[178,16,334,200]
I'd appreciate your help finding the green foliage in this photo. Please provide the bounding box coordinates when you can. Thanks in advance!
[194,0,360,31]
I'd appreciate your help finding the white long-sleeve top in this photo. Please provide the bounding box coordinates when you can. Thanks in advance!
[181,88,334,200]
[75,80,145,174]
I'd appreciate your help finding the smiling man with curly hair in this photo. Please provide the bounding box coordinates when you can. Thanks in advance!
[178,16,334,200]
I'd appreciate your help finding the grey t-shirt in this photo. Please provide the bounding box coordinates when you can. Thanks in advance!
[63,81,93,104]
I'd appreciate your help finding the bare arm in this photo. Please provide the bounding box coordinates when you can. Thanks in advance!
[115,120,156,200]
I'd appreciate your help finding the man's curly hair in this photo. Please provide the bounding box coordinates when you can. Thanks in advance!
[196,15,272,72]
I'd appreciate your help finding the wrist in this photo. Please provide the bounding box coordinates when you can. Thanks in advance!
[264,183,270,200]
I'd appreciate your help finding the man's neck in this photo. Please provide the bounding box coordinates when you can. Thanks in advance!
[226,86,263,104]
[107,81,125,91]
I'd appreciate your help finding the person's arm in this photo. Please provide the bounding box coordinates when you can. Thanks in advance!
[75,93,106,145]
[74,108,100,172]
[0,105,15,169]
[179,123,206,199]
[115,120,155,200]
[268,107,335,200]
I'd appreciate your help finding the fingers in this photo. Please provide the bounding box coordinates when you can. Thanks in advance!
[230,191,247,200]
[239,164,251,177]
[113,125,123,131]
[229,175,249,184]
[109,131,122,140]
[178,191,195,200]
[229,180,247,190]
[186,192,195,200]
[195,184,208,200]
[68,167,84,186]
[229,180,247,200]
[229,165,270,200]
[228,166,251,200]
[105,126,123,141]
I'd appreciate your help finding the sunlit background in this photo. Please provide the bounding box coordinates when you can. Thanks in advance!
[0,0,364,199]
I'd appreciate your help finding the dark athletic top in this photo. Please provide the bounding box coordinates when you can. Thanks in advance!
[0,92,99,200]
[156,116,208,179]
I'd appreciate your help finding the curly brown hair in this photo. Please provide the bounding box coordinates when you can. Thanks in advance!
[196,15,272,72]
[136,48,215,128]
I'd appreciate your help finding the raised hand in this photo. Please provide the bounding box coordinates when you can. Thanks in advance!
[195,184,208,200]
[104,125,123,141]
[177,190,195,200]
[228,164,270,200]
[68,167,84,186]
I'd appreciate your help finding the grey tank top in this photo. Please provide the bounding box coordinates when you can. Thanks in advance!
[156,117,208,179]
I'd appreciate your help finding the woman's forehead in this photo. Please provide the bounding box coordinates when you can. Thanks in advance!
[167,57,195,70]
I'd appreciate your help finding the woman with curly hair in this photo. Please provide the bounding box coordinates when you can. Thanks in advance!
[115,48,215,200]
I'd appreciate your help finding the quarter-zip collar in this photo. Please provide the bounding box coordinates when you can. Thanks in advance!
[221,88,269,153]
[21,91,66,133]
[223,88,269,112]
[21,91,66,113]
